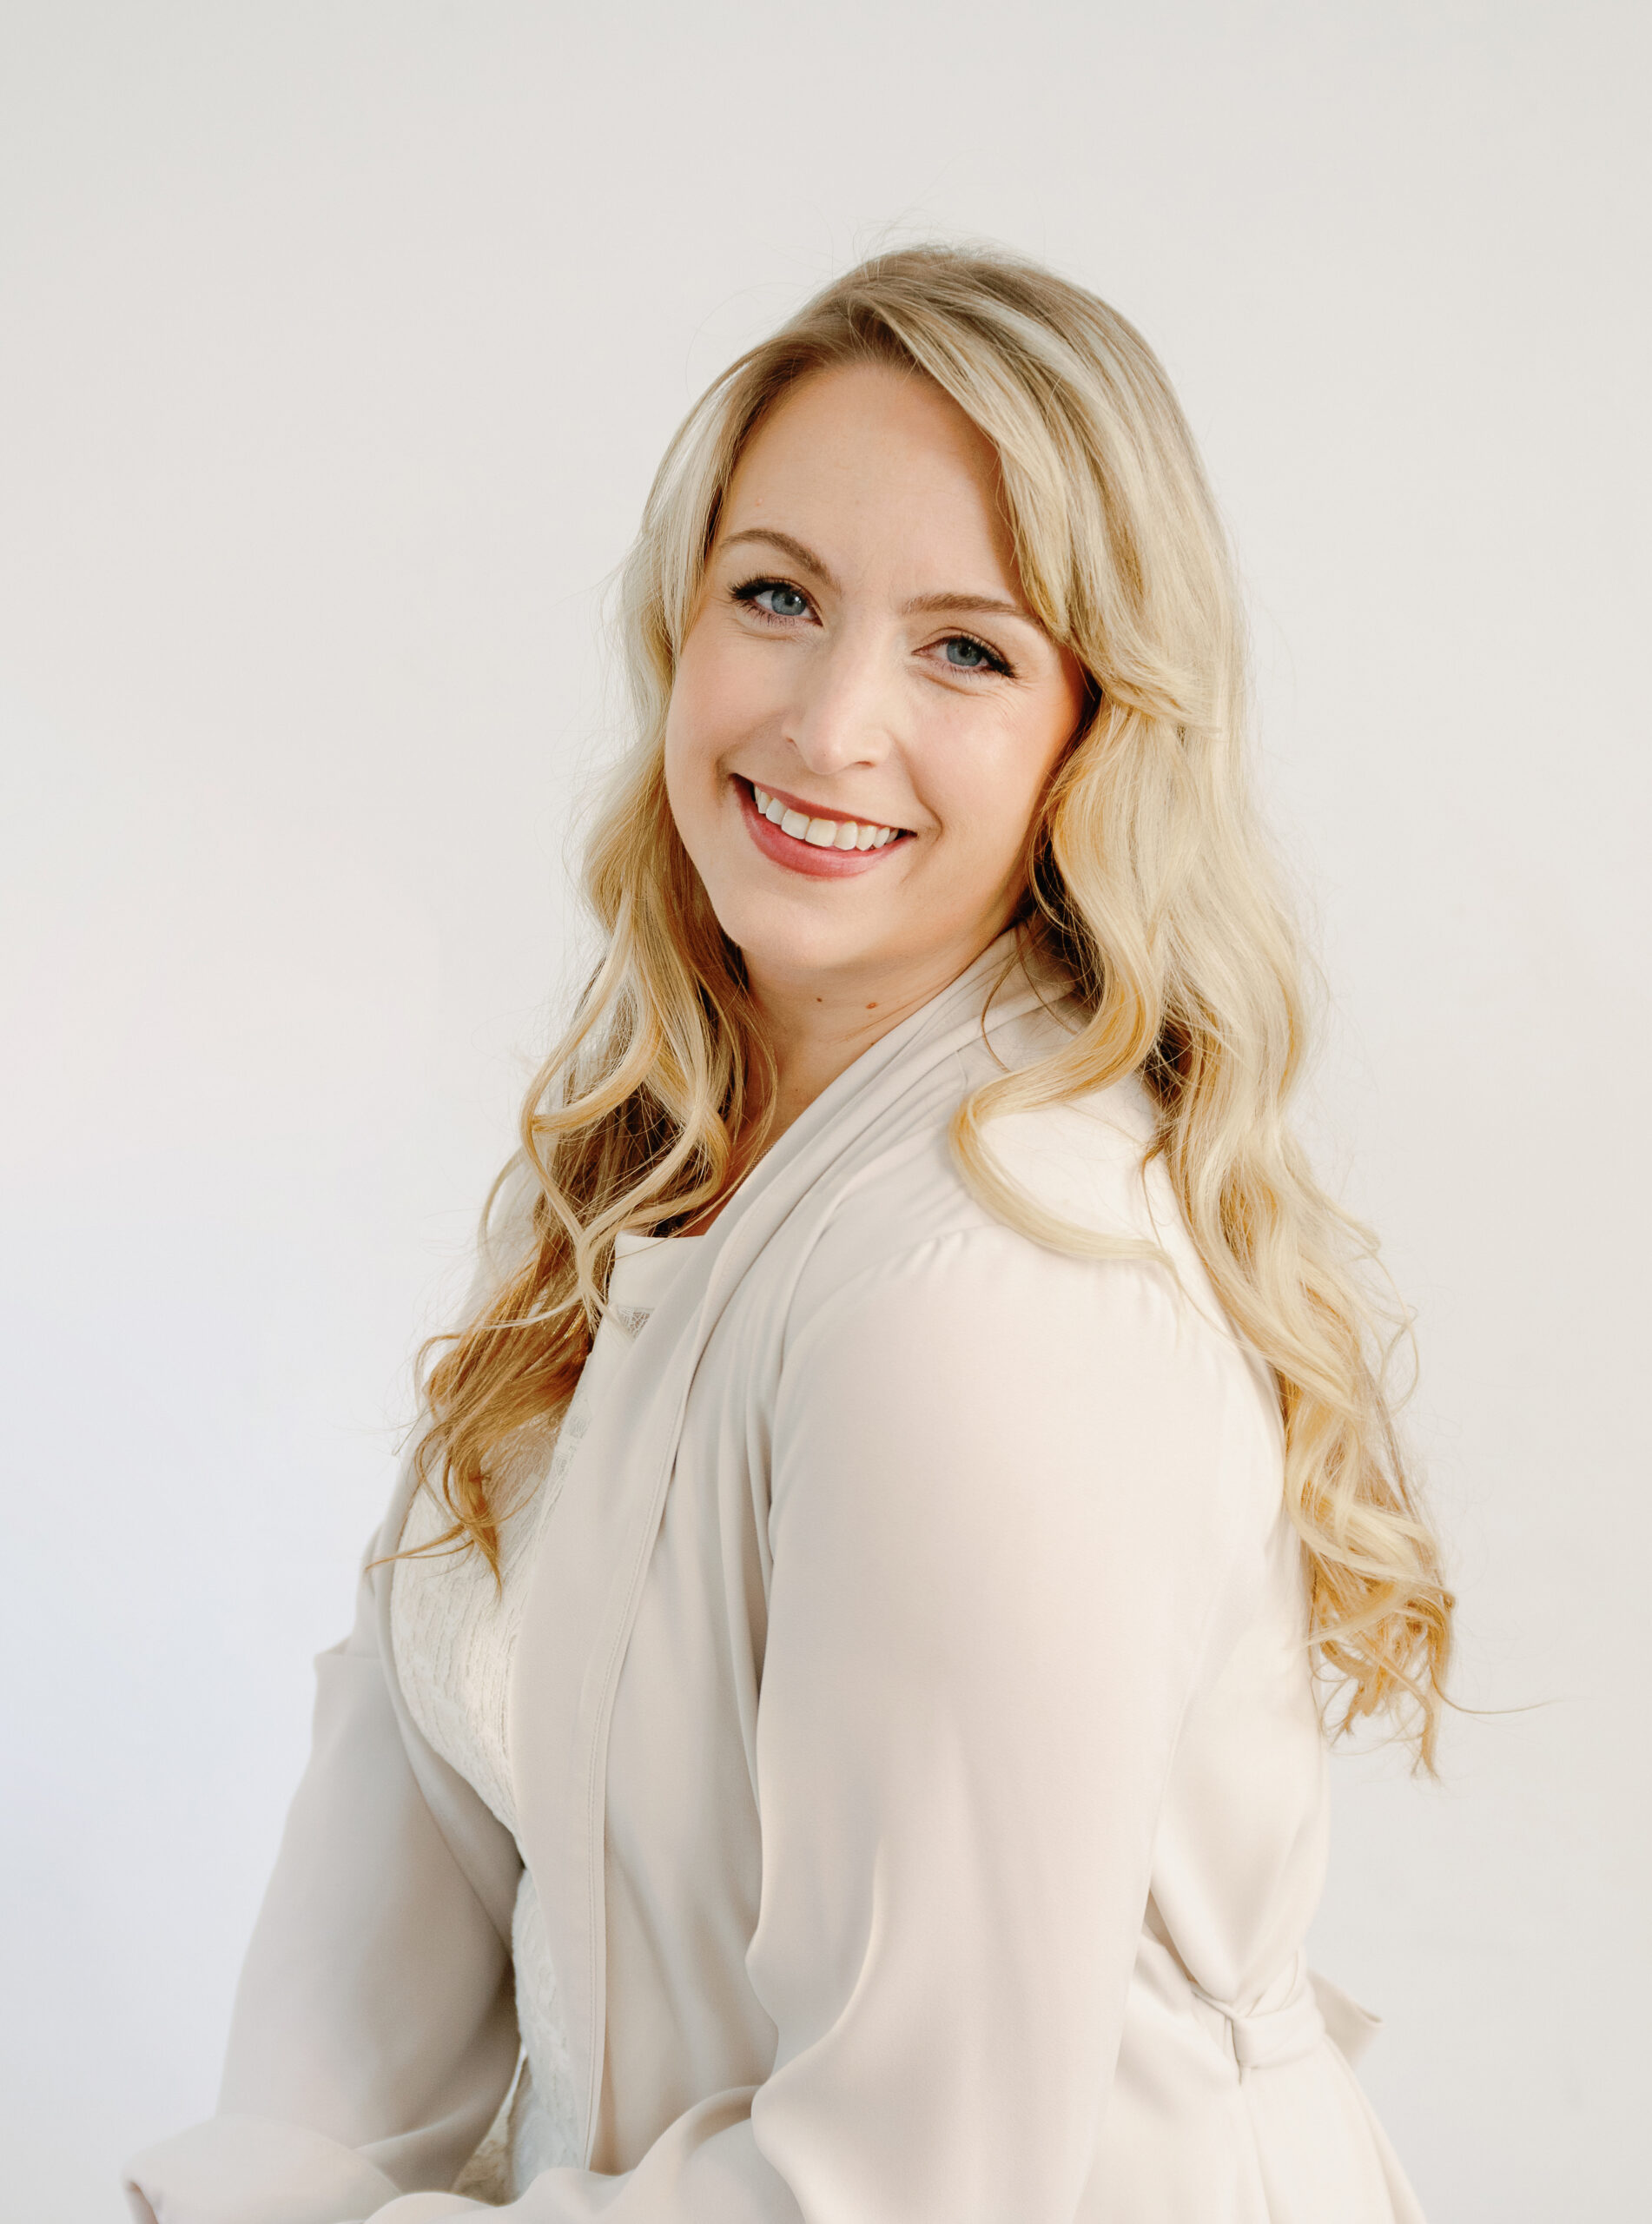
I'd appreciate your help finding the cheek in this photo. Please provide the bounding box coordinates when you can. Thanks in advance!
[662,639,717,793]
[666,624,774,781]
[998,682,1081,825]
[662,648,731,858]
[921,712,1064,870]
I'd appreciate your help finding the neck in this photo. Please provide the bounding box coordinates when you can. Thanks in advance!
[675,922,1020,1238]
[748,923,1011,1144]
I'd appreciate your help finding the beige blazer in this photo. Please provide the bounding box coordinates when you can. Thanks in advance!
[126,938,1425,2224]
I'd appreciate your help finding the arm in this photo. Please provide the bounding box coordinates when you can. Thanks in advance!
[125,1168,545,2224]
[124,1532,521,2224]
[354,1226,1249,2224]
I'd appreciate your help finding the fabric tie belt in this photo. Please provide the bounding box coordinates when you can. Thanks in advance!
[1192,1949,1383,2078]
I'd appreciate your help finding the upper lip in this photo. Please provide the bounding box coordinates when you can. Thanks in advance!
[742,776,910,833]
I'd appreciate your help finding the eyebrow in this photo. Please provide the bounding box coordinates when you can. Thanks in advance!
[898,588,1034,623]
[717,527,1040,629]
[718,528,841,591]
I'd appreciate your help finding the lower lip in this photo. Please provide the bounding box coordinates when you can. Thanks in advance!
[736,779,910,880]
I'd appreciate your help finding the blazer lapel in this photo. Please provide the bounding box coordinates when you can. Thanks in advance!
[509,934,1058,2161]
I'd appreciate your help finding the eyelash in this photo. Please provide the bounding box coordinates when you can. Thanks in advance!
[729,574,1015,679]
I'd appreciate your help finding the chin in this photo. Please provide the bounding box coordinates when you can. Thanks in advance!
[702,876,896,985]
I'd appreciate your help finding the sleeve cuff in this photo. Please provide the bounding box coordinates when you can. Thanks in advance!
[123,2111,404,2224]
[351,2200,491,2221]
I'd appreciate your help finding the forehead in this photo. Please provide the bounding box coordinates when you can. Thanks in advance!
[717,361,1016,581]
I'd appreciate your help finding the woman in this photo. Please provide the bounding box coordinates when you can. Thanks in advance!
[126,244,1450,2223]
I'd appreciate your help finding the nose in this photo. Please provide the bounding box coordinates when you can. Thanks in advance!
[783,620,899,779]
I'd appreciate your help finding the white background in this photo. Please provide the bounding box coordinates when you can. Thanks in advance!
[2,3,1647,2216]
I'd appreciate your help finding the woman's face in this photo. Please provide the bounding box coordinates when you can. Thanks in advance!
[664,362,1089,1010]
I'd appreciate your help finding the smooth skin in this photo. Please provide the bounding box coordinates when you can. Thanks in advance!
[664,361,1090,1206]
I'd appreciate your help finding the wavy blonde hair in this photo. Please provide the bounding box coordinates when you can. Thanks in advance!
[412,243,1452,1766]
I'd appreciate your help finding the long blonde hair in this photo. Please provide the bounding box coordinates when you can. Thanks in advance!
[413,243,1452,1766]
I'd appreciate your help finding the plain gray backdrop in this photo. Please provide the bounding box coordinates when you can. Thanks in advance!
[3,3,1647,2216]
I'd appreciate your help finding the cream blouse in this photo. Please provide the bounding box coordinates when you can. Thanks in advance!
[125,939,1428,2224]
[392,1233,703,2194]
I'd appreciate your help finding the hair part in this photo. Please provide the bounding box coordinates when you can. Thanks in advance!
[409,242,1453,1769]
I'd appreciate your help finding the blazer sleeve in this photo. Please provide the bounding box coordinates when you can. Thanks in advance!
[123,1523,521,2224]
[123,1170,547,2224]
[333,1224,1258,2224]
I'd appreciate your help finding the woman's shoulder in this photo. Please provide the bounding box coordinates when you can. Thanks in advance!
[792,1066,1247,1379]
[773,1068,1284,1546]
[802,1061,1167,1272]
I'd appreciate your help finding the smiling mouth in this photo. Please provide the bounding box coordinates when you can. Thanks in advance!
[745,779,909,853]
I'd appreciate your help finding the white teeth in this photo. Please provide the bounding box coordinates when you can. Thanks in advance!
[750,782,901,853]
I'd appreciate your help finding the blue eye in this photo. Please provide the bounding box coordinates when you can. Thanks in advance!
[742,580,809,619]
[943,636,996,670]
